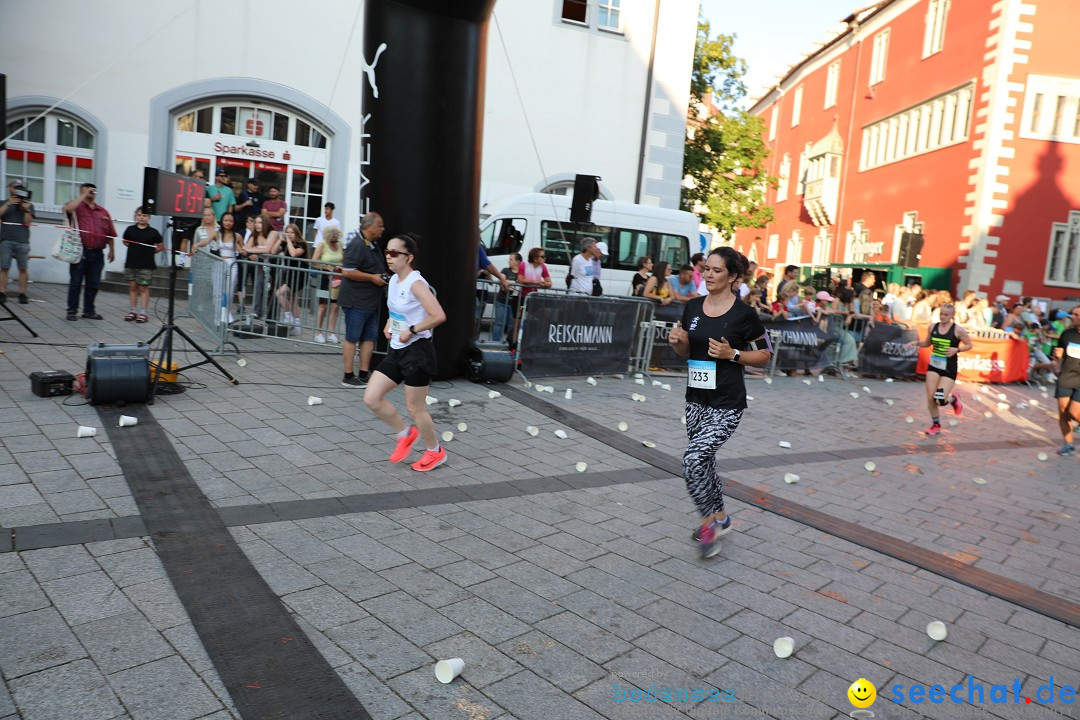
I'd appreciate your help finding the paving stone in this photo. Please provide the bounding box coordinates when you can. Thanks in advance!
[262,528,345,566]
[307,556,398,603]
[470,577,563,624]
[631,626,727,678]
[282,584,369,631]
[21,544,100,582]
[9,659,125,720]
[325,616,433,680]
[96,546,167,588]
[72,610,173,674]
[336,661,414,720]
[493,560,581,600]
[438,596,532,645]
[563,567,661,611]
[0,607,87,679]
[555,589,659,642]
[483,670,605,720]
[328,533,411,571]
[426,632,523,690]
[122,579,189,631]
[438,534,519,570]
[387,665,506,720]
[109,656,222,720]
[362,591,462,645]
[534,611,634,665]
[378,563,471,609]
[702,661,836,720]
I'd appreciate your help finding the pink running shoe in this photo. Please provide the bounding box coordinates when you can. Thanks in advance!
[925,424,942,437]
[411,447,447,472]
[389,426,419,463]
[951,393,963,415]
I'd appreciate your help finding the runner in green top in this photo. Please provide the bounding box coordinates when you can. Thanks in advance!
[907,304,972,436]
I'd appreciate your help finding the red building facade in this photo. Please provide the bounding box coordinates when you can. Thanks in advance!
[736,0,1080,304]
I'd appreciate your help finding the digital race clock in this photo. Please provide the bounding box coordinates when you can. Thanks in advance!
[141,167,207,218]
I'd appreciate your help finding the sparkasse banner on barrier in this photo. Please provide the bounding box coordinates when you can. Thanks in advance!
[914,324,1030,383]
[763,317,835,371]
[858,323,920,377]
[520,294,639,378]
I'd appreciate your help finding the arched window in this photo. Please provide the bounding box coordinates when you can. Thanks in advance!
[4,112,96,211]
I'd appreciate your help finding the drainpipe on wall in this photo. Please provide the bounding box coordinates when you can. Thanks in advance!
[635,0,662,203]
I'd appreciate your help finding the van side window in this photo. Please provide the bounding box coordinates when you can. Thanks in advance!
[612,229,652,271]
[479,218,527,255]
[541,221,612,266]
[657,233,689,269]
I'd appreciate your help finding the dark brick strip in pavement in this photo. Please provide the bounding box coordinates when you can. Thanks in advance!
[98,404,372,720]
[500,384,1080,629]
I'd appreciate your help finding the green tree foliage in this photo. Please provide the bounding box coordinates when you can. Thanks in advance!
[681,20,775,239]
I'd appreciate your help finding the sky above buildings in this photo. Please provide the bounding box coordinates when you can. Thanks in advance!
[699,0,863,105]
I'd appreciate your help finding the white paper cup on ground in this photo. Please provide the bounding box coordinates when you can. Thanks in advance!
[586,376,597,386]
[926,621,947,641]
[773,637,795,658]
[236,357,247,367]
[435,658,464,684]
[488,390,501,399]
[564,388,573,400]
[984,411,993,418]
[850,392,859,399]
[652,379,663,387]
[998,393,1008,401]
[635,378,645,385]
[865,461,877,473]
[576,462,587,472]
[884,399,894,406]
[949,419,958,426]
[118,415,138,427]
[802,379,812,385]
[441,431,454,443]
[642,440,656,448]
[680,416,687,425]
[972,477,987,485]
[1037,452,1048,462]
[426,396,439,405]
[661,383,672,391]
[634,373,643,379]
[905,416,914,424]
[778,440,792,449]
[862,386,871,393]
[1031,399,1040,406]
[818,375,825,382]
[617,422,629,432]
[885,378,894,382]
[554,429,568,439]
[456,423,468,432]
[307,396,323,406]
[784,473,800,484]
[448,399,462,407]
[76,426,97,438]
[764,377,772,384]
[526,426,539,437]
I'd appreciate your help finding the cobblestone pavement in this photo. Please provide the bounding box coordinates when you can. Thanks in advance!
[1,283,1078,720]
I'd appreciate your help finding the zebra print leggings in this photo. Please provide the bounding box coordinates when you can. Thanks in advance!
[683,402,744,519]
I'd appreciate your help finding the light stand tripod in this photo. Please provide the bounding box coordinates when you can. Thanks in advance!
[0,300,38,338]
[147,220,237,401]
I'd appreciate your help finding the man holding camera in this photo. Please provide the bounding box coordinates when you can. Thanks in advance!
[0,180,35,304]
[337,212,387,387]
[63,182,116,321]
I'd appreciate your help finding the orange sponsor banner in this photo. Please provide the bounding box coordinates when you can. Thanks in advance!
[914,325,1029,383]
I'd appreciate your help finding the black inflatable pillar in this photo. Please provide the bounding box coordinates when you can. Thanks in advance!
[361,0,496,378]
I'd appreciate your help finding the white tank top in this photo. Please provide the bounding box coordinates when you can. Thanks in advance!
[387,270,433,349]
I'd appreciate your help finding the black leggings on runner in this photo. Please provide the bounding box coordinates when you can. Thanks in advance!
[683,402,743,518]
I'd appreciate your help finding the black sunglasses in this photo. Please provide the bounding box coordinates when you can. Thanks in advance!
[384,249,411,258]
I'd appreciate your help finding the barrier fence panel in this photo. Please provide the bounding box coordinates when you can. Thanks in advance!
[762,317,836,372]
[517,291,654,379]
[187,252,229,353]
[648,302,687,372]
[857,323,920,378]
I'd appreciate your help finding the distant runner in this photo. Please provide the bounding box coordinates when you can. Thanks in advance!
[907,303,971,436]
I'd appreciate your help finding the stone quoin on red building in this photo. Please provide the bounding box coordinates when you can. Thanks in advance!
[734,0,1080,305]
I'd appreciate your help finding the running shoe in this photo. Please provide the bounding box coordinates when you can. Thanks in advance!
[699,523,722,559]
[411,447,447,472]
[951,393,963,415]
[1057,443,1075,456]
[389,426,419,463]
[925,424,942,437]
[341,376,367,388]
[691,514,732,542]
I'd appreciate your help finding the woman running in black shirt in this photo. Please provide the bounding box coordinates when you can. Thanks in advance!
[669,247,773,558]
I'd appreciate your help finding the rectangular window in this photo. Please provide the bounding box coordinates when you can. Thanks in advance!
[54,155,94,207]
[796,144,810,195]
[220,107,237,135]
[196,107,213,134]
[791,87,803,127]
[870,29,889,85]
[288,169,325,241]
[273,113,290,143]
[561,0,588,24]
[1020,76,1080,144]
[767,234,779,260]
[541,221,610,266]
[1051,95,1067,137]
[480,218,529,256]
[769,106,778,141]
[860,82,974,170]
[825,61,840,108]
[776,154,790,202]
[1046,214,1080,287]
[923,0,950,58]
[597,0,620,30]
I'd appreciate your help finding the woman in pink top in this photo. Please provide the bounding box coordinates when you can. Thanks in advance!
[515,247,551,346]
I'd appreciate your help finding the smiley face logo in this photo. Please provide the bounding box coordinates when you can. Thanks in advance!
[848,678,877,708]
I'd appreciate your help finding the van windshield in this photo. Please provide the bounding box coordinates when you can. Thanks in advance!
[479,218,527,255]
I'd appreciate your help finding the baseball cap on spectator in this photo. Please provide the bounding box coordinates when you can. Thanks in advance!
[995,294,1009,302]
[247,177,259,184]
[595,241,609,256]
[816,290,834,302]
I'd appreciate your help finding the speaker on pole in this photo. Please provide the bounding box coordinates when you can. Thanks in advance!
[570,174,601,224]
[897,232,924,267]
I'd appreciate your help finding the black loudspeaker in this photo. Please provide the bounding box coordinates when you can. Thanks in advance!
[897,232,924,267]
[467,347,515,384]
[86,343,151,406]
[570,174,601,224]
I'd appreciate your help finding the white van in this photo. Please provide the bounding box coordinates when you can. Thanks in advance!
[479,193,700,297]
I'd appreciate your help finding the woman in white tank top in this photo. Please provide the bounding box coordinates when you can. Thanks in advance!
[363,234,448,473]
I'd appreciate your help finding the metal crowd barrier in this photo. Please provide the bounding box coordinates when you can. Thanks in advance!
[188,252,353,353]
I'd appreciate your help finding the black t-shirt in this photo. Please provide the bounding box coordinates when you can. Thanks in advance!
[235,189,263,225]
[681,296,767,410]
[123,225,163,269]
[631,272,647,296]
[496,266,519,303]
[1,202,34,242]
[1057,327,1080,390]
[337,237,387,309]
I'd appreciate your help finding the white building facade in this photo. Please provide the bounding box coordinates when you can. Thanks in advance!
[1,0,697,283]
